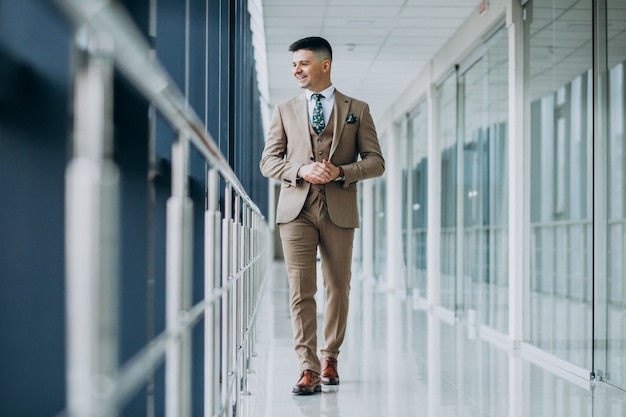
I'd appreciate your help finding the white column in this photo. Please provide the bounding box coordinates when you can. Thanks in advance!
[426,83,441,308]
[507,0,527,349]
[386,126,404,293]
[360,180,376,410]
[508,354,524,417]
[592,0,609,381]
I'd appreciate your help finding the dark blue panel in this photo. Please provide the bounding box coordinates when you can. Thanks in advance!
[189,0,207,121]
[147,169,170,417]
[155,0,185,160]
[206,0,223,144]
[0,0,71,416]
[189,0,208,183]
[217,0,231,156]
[190,178,206,416]
[113,72,151,417]
[123,0,151,39]
[156,0,186,92]
[110,2,155,416]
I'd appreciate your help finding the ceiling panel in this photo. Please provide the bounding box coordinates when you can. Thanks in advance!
[261,0,481,118]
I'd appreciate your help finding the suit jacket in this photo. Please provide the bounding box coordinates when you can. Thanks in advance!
[260,89,385,228]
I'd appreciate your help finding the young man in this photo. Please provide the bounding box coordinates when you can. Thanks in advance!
[260,36,385,395]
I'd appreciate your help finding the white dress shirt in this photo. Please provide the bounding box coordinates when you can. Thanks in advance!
[306,85,335,127]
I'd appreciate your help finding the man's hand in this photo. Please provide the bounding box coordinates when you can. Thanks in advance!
[298,159,342,184]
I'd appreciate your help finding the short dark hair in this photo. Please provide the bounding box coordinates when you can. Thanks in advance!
[288,36,332,61]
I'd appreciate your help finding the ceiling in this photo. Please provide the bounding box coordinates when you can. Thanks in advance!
[260,0,482,119]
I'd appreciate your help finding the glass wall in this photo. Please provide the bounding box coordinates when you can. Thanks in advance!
[376,0,625,389]
[439,73,459,311]
[527,0,593,370]
[605,0,626,390]
[379,0,626,393]
[404,99,429,296]
[459,27,509,333]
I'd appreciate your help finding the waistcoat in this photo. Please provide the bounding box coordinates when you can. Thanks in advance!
[305,107,336,207]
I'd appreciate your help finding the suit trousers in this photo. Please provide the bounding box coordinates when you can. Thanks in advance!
[279,190,355,373]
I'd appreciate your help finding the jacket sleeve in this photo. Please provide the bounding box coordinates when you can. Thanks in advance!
[341,103,385,186]
[259,104,302,186]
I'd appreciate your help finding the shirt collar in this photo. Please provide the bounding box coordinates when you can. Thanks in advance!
[306,85,335,101]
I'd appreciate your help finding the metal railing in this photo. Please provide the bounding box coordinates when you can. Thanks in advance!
[57,1,270,416]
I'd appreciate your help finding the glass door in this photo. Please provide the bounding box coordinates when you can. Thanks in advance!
[405,100,429,298]
[438,72,459,312]
[458,26,509,334]
[602,0,626,390]
[527,0,593,373]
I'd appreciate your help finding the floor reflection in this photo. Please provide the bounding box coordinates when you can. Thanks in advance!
[291,395,321,417]
[241,262,626,417]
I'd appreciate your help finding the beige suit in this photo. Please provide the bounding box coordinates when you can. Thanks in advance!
[260,89,384,372]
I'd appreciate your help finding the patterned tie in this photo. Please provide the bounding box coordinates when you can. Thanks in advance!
[311,93,325,134]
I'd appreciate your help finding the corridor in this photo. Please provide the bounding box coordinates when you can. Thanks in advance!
[2,1,626,416]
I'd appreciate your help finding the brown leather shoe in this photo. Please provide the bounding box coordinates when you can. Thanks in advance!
[292,370,321,395]
[321,357,340,385]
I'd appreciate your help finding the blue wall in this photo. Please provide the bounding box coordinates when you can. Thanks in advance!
[0,1,70,414]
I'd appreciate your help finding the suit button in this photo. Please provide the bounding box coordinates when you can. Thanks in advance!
[318,151,323,155]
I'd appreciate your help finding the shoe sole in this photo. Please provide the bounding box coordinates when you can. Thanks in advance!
[292,385,322,395]
[321,379,340,385]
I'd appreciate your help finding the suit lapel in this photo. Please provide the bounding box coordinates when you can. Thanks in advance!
[290,93,308,131]
[330,90,350,158]
[289,93,313,155]
[288,90,351,159]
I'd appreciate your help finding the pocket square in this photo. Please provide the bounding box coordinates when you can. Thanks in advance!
[345,113,358,124]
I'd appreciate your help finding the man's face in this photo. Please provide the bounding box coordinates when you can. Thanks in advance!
[292,49,330,92]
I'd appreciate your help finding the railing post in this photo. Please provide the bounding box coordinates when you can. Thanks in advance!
[204,168,221,417]
[166,133,193,417]
[66,27,119,417]
[241,204,252,396]
[221,184,233,416]
[250,213,258,352]
[231,193,241,412]
[235,196,242,393]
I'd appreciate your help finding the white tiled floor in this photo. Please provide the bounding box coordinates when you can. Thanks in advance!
[241,262,626,417]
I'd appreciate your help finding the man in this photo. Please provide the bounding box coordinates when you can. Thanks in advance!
[259,36,384,395]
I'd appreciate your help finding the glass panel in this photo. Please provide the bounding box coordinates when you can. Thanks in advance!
[406,99,429,298]
[399,118,410,282]
[459,27,509,333]
[605,0,626,390]
[439,73,458,311]
[528,0,593,370]
[371,132,388,282]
